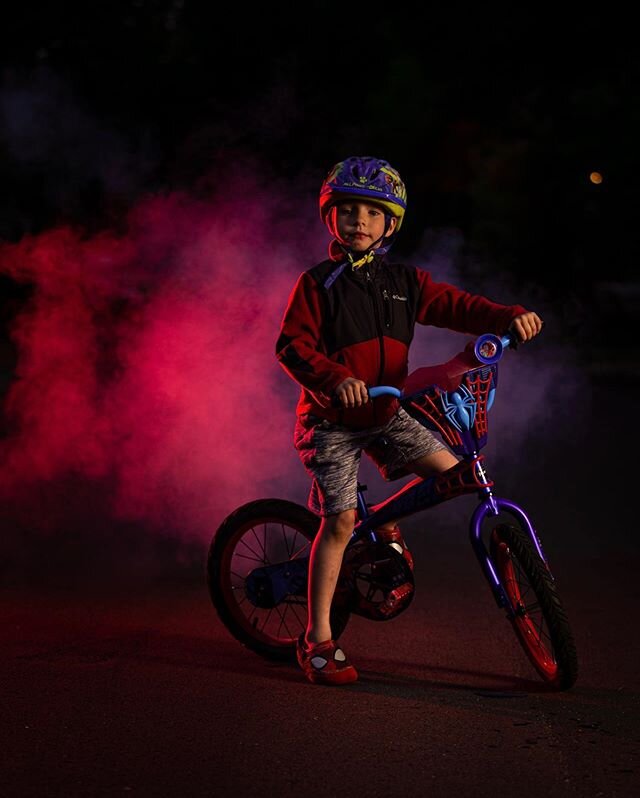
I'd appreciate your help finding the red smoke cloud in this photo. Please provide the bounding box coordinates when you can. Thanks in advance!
[0,178,321,545]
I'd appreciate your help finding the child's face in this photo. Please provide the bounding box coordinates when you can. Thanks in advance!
[334,201,397,252]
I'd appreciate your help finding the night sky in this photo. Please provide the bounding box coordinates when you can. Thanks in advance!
[0,4,637,581]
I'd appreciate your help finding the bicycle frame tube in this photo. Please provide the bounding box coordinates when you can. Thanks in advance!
[353,475,439,537]
[352,454,494,538]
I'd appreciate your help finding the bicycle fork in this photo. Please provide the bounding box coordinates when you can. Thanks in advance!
[469,457,553,609]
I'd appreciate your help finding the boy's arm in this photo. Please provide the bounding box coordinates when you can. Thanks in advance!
[276,272,353,402]
[415,270,529,334]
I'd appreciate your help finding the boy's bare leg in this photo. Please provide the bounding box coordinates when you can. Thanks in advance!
[305,508,356,646]
[408,447,459,478]
[305,450,458,645]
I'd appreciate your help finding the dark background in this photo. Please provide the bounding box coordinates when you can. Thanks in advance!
[1,4,638,300]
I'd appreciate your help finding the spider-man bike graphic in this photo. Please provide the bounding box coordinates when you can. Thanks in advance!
[207,331,578,690]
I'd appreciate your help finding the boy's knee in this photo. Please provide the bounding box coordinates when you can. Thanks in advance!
[323,509,356,543]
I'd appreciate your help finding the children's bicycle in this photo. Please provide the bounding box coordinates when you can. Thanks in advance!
[206,331,578,690]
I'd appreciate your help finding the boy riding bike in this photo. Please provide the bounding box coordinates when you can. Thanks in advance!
[276,156,543,685]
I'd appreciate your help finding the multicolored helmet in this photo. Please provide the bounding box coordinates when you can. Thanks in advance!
[319,156,407,231]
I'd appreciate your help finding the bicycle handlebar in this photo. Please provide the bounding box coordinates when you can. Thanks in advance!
[366,330,519,399]
[369,385,402,399]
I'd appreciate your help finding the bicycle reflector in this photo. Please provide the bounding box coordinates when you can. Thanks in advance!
[474,333,504,365]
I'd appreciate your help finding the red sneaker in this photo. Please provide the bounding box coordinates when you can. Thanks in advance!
[296,635,358,685]
[376,525,414,571]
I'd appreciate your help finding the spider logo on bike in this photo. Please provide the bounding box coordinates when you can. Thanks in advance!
[440,385,477,432]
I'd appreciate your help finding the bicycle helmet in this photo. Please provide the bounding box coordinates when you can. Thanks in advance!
[319,156,407,231]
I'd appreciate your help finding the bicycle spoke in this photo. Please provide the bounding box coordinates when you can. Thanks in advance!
[230,569,247,583]
[237,535,264,563]
[275,602,295,639]
[287,599,306,629]
[260,607,274,633]
[232,551,264,564]
[290,539,311,560]
[282,524,292,559]
[245,601,259,627]
[535,613,552,655]
[251,525,269,564]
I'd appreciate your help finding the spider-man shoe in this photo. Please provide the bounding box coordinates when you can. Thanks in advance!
[296,635,358,685]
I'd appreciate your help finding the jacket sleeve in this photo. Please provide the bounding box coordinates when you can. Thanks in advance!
[276,271,353,400]
[415,270,528,335]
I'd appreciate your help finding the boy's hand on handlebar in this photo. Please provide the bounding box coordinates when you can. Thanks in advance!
[335,377,369,408]
[509,312,544,343]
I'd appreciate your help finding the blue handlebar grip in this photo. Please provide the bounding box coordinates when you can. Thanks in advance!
[368,386,403,399]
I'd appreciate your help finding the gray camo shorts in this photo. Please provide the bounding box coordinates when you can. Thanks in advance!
[293,406,448,517]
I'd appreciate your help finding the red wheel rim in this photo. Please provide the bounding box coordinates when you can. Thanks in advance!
[494,540,559,682]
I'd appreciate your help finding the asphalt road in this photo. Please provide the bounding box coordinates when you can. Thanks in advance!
[2,538,639,798]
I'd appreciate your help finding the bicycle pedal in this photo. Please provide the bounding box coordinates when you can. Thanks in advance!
[379,582,413,618]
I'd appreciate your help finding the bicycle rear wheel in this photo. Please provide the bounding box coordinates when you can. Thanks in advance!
[490,524,578,689]
[207,498,350,660]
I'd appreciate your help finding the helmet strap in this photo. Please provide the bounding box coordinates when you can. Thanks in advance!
[347,250,375,270]
[373,212,397,256]
[330,241,376,271]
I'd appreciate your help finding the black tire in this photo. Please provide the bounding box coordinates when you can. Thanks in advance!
[490,524,578,690]
[207,498,351,660]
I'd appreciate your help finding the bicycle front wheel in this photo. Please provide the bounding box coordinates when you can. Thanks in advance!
[207,498,350,660]
[490,524,578,690]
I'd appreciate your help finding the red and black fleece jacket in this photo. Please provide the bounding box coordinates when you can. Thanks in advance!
[276,256,528,430]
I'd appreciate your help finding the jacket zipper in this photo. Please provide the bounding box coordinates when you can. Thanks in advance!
[365,265,386,386]
[382,288,392,329]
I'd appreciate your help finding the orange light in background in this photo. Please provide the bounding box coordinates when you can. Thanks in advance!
[590,172,603,184]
